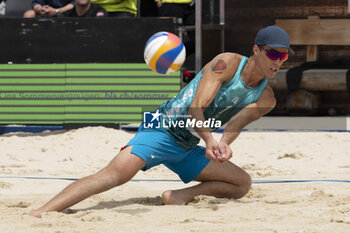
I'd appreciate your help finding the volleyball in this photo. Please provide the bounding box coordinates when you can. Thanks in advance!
[144,32,186,74]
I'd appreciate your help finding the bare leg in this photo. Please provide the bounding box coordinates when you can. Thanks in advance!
[29,146,146,217]
[162,160,252,205]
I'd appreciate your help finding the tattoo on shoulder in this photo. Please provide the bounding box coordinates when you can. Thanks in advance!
[211,59,227,74]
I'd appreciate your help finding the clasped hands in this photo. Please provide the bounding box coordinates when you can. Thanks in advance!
[205,139,232,163]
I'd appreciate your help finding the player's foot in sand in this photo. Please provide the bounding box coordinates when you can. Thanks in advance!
[162,190,192,205]
[29,209,43,218]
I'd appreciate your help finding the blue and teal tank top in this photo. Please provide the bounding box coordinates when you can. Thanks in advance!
[158,56,268,150]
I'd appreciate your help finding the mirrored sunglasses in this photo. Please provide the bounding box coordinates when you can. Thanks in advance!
[260,47,289,62]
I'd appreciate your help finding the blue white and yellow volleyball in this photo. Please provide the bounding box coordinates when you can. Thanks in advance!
[144,32,186,74]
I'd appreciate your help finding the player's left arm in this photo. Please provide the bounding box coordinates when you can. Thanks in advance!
[218,85,276,162]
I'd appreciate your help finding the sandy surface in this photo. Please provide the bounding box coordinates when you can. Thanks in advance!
[0,126,350,233]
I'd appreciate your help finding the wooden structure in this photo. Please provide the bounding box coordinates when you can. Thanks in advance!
[271,15,350,92]
[270,69,348,91]
[0,64,180,125]
[223,1,350,115]
[225,0,350,68]
[270,69,350,115]
[276,16,350,62]
[271,16,350,114]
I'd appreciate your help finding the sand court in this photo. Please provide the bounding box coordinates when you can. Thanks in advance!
[0,121,350,232]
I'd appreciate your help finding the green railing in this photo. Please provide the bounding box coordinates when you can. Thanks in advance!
[0,64,180,124]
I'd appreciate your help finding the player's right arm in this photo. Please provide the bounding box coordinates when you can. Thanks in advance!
[188,53,240,162]
[216,84,276,163]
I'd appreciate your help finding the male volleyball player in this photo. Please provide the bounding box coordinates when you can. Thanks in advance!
[30,25,291,217]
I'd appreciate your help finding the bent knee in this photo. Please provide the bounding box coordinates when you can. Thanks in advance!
[234,172,252,199]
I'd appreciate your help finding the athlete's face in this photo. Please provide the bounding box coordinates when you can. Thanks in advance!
[254,45,288,78]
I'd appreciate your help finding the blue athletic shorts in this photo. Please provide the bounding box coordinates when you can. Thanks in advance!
[125,126,210,183]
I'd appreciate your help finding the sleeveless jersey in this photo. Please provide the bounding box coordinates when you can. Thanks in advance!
[158,56,268,150]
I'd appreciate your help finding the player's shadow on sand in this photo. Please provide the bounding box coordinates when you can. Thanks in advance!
[63,196,234,215]
[63,196,163,214]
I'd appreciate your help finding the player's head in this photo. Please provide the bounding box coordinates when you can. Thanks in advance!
[255,25,291,52]
[253,25,292,78]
